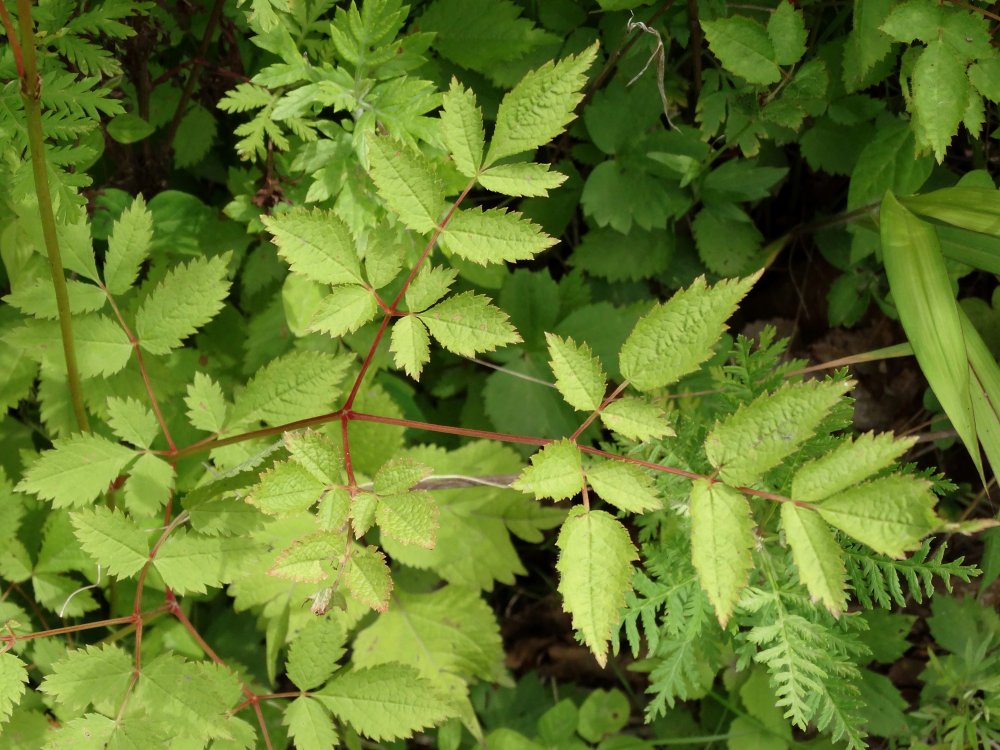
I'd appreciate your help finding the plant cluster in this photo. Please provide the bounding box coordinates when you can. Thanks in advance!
[0,1,998,749]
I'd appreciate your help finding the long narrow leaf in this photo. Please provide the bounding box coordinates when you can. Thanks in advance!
[959,309,1000,479]
[880,192,982,478]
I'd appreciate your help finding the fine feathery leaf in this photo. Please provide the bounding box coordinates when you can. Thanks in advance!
[620,274,759,392]
[17,434,137,508]
[135,254,232,355]
[689,479,755,626]
[546,333,607,412]
[418,292,521,357]
[556,507,638,667]
[486,44,597,164]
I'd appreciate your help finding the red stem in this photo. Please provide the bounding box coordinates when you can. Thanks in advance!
[570,381,628,441]
[1,615,136,647]
[344,314,391,410]
[0,2,24,80]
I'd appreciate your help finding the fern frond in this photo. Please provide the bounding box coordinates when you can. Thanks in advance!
[845,539,978,609]
[218,84,274,114]
[49,35,120,77]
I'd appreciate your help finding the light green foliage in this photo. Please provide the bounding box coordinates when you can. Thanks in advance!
[440,79,484,178]
[513,439,582,501]
[440,208,556,266]
[487,45,597,164]
[376,491,439,548]
[264,209,363,286]
[247,460,328,515]
[792,432,915,502]
[345,545,393,612]
[702,16,782,85]
[285,617,346,690]
[184,372,228,433]
[705,379,851,486]
[585,460,662,513]
[17,434,136,508]
[556,507,638,667]
[374,457,432,494]
[405,265,457,312]
[70,506,149,577]
[103,194,152,295]
[284,696,339,750]
[546,333,607,412]
[105,396,158,448]
[815,475,939,558]
[600,397,674,442]
[367,135,445,234]
[316,664,453,742]
[418,292,521,356]
[620,274,758,392]
[39,645,133,715]
[781,503,847,615]
[135,254,231,354]
[390,315,432,379]
[0,653,27,727]
[689,480,755,626]
[308,285,379,338]
[478,163,567,197]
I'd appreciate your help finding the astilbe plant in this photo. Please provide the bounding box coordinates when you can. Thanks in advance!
[0,1,991,749]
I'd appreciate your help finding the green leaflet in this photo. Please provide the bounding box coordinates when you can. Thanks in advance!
[440,207,556,266]
[768,1,807,66]
[881,193,982,478]
[792,432,915,502]
[351,492,379,537]
[689,479,755,626]
[316,664,454,742]
[153,530,256,594]
[5,277,106,319]
[308,285,379,338]
[286,616,346,691]
[262,208,364,286]
[545,333,607,412]
[135,254,232,355]
[814,475,939,558]
[781,503,847,615]
[556,507,638,667]
[184,372,228,433]
[38,645,133,715]
[390,315,432,380]
[512,439,582,501]
[405,264,457,313]
[910,41,967,162]
[478,162,567,197]
[269,531,347,583]
[619,274,758,392]
[284,696,339,750]
[103,194,152,295]
[702,16,782,85]
[0,653,28,726]
[376,491,439,548]
[418,291,521,356]
[486,44,597,164]
[17,433,137,508]
[227,350,351,427]
[346,545,393,612]
[285,429,343,485]
[600,397,674,442]
[585,460,662,513]
[105,396,158,449]
[367,135,445,234]
[374,457,433,495]
[247,460,327,515]
[70,506,149,578]
[704,379,851,487]
[440,79,484,178]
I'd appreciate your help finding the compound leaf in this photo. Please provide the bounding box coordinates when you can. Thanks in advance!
[556,507,637,667]
[689,479,755,626]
